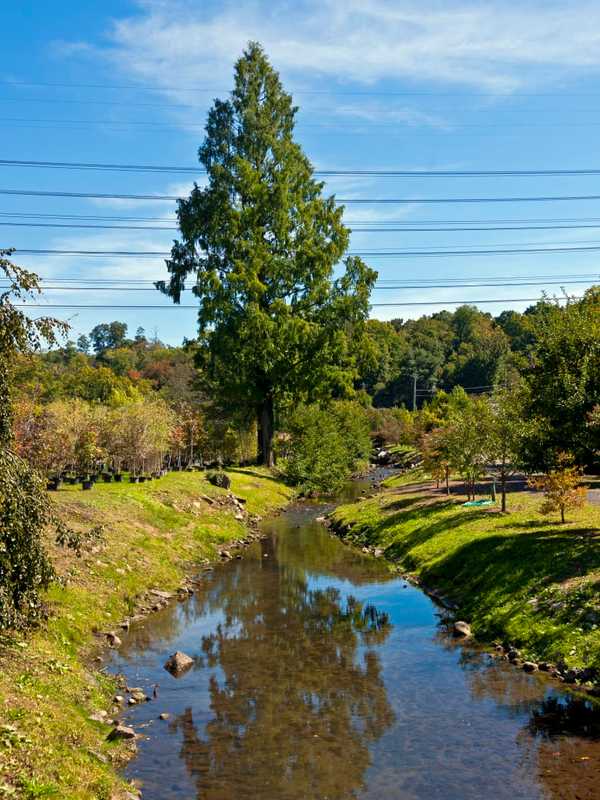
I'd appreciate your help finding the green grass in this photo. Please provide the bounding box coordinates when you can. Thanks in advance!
[331,479,600,671]
[0,468,293,799]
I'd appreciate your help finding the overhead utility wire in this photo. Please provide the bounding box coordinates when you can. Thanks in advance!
[12,98,600,114]
[11,220,600,234]
[6,159,600,177]
[4,79,600,97]
[5,279,596,292]
[9,273,593,286]
[6,211,600,226]
[7,118,600,132]
[7,189,600,203]
[12,245,600,258]
[13,296,580,310]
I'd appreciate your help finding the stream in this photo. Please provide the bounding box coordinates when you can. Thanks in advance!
[109,472,600,800]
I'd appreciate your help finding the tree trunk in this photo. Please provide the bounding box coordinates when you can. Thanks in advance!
[257,395,275,467]
[445,466,450,495]
[561,505,565,524]
[501,472,507,513]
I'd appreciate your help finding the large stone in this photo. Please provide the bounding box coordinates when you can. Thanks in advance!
[164,651,194,677]
[452,621,472,638]
[107,725,136,741]
[105,631,122,648]
[149,589,173,600]
[522,661,538,673]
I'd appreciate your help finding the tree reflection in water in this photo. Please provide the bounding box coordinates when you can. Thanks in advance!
[169,561,395,800]
[452,644,600,800]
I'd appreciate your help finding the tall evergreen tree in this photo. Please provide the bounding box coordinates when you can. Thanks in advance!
[158,43,376,465]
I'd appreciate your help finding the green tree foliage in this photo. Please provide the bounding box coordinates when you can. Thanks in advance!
[89,321,129,356]
[442,392,492,500]
[0,251,66,628]
[76,334,90,354]
[486,383,529,512]
[158,43,376,465]
[280,402,371,495]
[523,290,600,469]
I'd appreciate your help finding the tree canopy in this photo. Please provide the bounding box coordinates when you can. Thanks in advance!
[158,42,376,464]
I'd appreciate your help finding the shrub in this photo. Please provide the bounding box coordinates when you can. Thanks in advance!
[0,250,66,628]
[279,402,371,495]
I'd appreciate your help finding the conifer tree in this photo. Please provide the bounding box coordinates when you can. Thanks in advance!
[158,43,376,465]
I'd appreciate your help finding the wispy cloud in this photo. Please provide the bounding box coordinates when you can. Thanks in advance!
[89,0,600,100]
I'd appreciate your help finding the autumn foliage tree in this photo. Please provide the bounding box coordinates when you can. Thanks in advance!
[529,452,587,523]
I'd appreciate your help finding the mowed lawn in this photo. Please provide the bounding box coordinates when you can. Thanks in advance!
[331,476,600,671]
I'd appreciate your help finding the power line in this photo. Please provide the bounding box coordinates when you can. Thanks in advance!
[0,221,177,231]
[7,158,600,178]
[9,211,600,225]
[12,218,600,235]
[3,278,596,292]
[7,118,600,133]
[6,272,594,286]
[7,188,600,203]
[12,245,600,258]
[13,296,577,310]
[3,79,600,97]
[12,97,600,115]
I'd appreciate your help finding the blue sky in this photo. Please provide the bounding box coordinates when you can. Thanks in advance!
[3,0,600,344]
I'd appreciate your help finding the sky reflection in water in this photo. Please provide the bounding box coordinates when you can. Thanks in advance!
[110,493,600,800]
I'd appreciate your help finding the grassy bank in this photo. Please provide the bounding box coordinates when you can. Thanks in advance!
[331,473,600,677]
[0,469,293,800]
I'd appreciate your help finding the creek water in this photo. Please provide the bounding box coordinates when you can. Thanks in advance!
[109,473,600,800]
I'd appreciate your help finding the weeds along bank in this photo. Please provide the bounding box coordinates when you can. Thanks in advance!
[0,469,293,800]
[329,472,600,687]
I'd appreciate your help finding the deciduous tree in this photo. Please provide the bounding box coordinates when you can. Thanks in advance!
[0,250,66,627]
[529,452,587,523]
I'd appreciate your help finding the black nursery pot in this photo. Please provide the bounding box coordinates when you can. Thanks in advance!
[81,480,93,491]
[114,473,123,483]
[129,475,139,483]
[47,478,61,491]
[138,476,147,483]
[102,473,113,483]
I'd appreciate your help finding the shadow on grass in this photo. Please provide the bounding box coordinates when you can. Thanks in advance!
[382,505,493,561]
[226,467,284,485]
[420,527,600,622]
[379,496,425,514]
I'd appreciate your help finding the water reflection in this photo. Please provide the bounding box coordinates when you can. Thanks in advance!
[452,646,600,800]
[110,484,600,800]
[169,584,394,800]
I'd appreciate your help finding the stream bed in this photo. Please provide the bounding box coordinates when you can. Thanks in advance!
[109,474,600,799]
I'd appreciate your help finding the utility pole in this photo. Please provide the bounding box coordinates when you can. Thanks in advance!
[412,372,418,412]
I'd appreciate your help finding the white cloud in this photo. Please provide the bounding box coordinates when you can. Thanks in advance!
[94,0,600,101]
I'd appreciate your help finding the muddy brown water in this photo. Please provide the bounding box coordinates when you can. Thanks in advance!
[109,473,600,799]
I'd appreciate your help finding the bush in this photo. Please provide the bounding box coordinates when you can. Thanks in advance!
[206,470,231,489]
[279,402,371,495]
[0,428,55,628]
